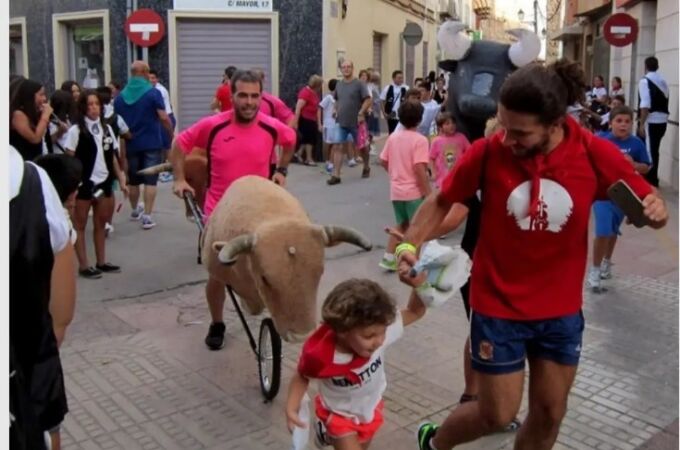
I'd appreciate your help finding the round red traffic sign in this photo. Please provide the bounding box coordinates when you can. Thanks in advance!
[603,13,638,47]
[125,9,165,47]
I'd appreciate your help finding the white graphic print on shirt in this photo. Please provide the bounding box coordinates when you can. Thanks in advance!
[318,313,404,424]
[506,179,574,232]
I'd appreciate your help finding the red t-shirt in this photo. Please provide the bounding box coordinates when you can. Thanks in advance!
[440,115,653,320]
[177,110,296,217]
[297,86,320,121]
[215,83,232,112]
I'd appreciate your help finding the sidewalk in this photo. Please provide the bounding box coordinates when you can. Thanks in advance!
[58,185,678,450]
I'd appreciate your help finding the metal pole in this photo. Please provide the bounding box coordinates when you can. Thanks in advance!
[533,0,538,34]
[142,46,149,63]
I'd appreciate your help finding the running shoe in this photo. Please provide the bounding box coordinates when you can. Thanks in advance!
[348,158,357,167]
[130,204,144,221]
[416,422,439,450]
[586,267,604,293]
[205,322,226,350]
[158,172,174,183]
[141,214,156,230]
[600,259,612,279]
[378,258,397,272]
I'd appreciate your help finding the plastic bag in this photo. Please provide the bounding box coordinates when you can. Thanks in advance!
[413,240,472,307]
[290,393,311,450]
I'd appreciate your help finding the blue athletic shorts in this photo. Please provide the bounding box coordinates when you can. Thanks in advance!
[336,125,359,145]
[127,149,163,186]
[593,200,625,237]
[470,310,585,374]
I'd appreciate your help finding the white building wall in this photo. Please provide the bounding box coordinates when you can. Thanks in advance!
[654,0,678,188]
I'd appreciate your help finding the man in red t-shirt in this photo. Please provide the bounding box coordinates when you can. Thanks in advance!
[172,69,296,351]
[400,62,668,450]
[210,66,237,112]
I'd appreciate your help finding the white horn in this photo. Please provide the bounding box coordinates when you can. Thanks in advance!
[507,28,541,67]
[437,20,472,61]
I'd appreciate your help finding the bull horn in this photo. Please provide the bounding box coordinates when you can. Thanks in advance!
[321,226,372,251]
[507,28,541,67]
[137,162,173,176]
[213,234,256,265]
[437,20,472,61]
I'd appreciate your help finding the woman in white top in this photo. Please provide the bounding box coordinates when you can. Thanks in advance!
[64,89,127,279]
[610,76,624,97]
[588,75,608,103]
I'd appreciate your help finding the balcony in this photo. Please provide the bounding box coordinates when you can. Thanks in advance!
[575,0,611,16]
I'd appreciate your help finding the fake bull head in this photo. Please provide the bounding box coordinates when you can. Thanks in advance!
[203,176,372,343]
[437,21,541,140]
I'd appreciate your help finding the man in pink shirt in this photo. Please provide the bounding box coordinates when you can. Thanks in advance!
[171,69,297,350]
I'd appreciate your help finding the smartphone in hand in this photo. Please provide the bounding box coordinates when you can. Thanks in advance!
[607,180,648,228]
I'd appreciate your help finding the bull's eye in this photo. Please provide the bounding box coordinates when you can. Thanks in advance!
[261,275,271,287]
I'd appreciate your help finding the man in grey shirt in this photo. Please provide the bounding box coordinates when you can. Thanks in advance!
[328,59,371,185]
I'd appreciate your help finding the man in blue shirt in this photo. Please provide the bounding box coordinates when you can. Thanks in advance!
[587,106,651,292]
[114,61,174,230]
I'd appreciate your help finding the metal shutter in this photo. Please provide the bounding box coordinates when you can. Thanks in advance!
[176,18,272,130]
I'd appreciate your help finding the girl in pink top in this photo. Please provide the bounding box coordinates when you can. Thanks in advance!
[429,112,471,190]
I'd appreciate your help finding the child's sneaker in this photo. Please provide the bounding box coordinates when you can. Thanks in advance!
[416,422,439,450]
[313,419,331,448]
[600,259,612,279]
[158,171,174,183]
[347,158,357,167]
[141,214,156,230]
[378,257,397,272]
[325,162,334,175]
[130,204,144,221]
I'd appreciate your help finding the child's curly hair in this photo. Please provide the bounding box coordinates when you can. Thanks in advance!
[322,279,396,333]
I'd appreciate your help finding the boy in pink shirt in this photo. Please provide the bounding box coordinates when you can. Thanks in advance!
[429,112,471,190]
[378,101,432,271]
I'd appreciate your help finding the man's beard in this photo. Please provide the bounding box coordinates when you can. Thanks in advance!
[512,132,551,158]
[234,105,257,123]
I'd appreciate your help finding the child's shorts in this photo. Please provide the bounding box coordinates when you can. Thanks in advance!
[314,395,384,444]
[324,125,340,144]
[392,198,424,225]
[593,200,625,237]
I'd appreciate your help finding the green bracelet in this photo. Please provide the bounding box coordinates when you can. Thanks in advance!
[395,242,417,259]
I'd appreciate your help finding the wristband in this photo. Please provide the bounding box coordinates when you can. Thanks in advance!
[395,242,417,259]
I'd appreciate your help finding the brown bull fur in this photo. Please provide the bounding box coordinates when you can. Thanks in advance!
[185,148,208,216]
[201,176,351,342]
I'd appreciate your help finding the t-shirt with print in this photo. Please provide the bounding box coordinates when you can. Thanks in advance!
[113,88,165,152]
[319,94,336,129]
[600,132,651,166]
[215,83,232,112]
[429,133,471,189]
[439,115,653,320]
[334,79,370,128]
[380,129,430,201]
[64,118,119,184]
[298,86,320,121]
[316,313,404,424]
[176,110,296,218]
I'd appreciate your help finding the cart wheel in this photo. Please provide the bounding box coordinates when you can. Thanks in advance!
[258,318,282,401]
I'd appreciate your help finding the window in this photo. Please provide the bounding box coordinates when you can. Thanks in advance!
[9,18,28,77]
[373,32,385,77]
[53,11,110,89]
[422,41,428,79]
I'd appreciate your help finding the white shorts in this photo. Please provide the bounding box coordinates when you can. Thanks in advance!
[323,125,340,144]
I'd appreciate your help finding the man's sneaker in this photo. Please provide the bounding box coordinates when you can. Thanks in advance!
[378,258,397,272]
[327,176,341,186]
[141,214,156,230]
[96,262,121,273]
[130,204,144,221]
[79,267,103,279]
[205,322,226,350]
[600,259,612,279]
[348,158,357,167]
[587,267,605,293]
[416,422,439,450]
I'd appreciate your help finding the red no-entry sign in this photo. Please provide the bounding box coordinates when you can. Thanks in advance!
[125,9,166,47]
[603,13,638,47]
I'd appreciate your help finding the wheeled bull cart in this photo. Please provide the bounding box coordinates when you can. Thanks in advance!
[183,191,282,401]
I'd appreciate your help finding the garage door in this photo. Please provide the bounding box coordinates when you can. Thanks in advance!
[176,18,272,130]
